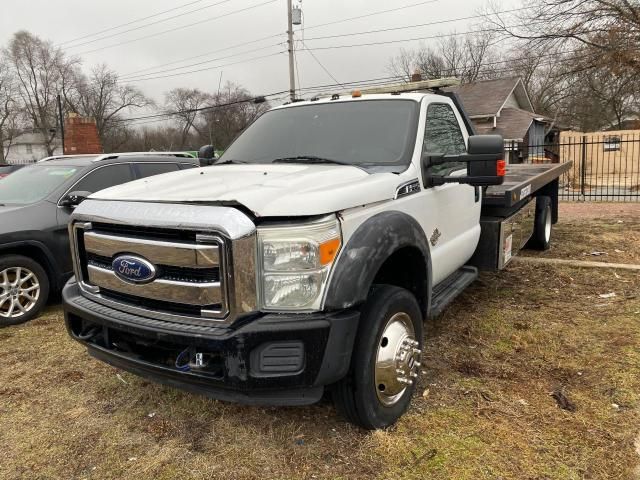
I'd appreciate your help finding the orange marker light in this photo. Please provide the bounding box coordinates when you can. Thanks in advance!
[496,159,506,177]
[352,90,362,98]
[319,238,341,265]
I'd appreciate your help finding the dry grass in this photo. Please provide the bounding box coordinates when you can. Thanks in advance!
[1,213,639,479]
[521,202,640,265]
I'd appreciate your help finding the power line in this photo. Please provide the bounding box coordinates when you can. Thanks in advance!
[294,44,613,96]
[296,49,608,97]
[57,0,208,46]
[300,26,519,51]
[121,43,283,80]
[118,7,537,83]
[121,51,286,83]
[294,40,302,98]
[115,46,610,124]
[300,40,342,86]
[74,0,279,56]
[116,1,447,84]
[298,75,405,93]
[119,32,282,78]
[303,7,533,41]
[115,89,288,124]
[64,0,236,49]
[117,27,593,87]
[303,0,441,31]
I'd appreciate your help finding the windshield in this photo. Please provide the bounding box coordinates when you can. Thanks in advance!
[220,99,419,171]
[0,165,79,205]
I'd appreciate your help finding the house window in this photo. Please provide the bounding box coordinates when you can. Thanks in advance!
[603,136,621,152]
[25,144,33,154]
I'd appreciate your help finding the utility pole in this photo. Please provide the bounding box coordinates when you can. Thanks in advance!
[287,0,296,102]
[57,94,65,154]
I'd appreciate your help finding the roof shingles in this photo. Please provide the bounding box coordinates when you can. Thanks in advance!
[448,77,522,117]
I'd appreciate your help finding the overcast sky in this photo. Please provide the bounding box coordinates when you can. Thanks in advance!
[0,0,515,108]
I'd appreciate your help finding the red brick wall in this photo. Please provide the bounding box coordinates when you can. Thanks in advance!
[64,116,103,154]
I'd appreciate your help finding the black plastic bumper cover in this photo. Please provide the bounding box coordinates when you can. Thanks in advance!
[63,280,359,406]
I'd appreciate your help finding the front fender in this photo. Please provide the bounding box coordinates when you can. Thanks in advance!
[324,211,432,312]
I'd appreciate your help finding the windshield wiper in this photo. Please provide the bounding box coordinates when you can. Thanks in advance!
[271,155,350,166]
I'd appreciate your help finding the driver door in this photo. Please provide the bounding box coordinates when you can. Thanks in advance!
[421,101,481,284]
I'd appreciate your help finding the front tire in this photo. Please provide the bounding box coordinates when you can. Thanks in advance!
[0,255,50,327]
[333,285,423,430]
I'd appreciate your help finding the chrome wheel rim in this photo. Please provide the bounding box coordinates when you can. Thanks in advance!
[374,312,421,407]
[0,267,40,319]
[544,208,552,243]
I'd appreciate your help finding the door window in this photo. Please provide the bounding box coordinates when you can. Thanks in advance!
[135,162,180,179]
[424,103,467,173]
[71,164,134,194]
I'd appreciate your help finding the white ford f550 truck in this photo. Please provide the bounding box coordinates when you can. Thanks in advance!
[63,79,570,429]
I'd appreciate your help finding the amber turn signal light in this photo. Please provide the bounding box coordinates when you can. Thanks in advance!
[319,238,341,265]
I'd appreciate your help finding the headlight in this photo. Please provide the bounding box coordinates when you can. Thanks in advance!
[258,216,341,311]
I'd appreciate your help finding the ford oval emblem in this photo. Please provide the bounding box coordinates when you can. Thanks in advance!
[112,255,157,284]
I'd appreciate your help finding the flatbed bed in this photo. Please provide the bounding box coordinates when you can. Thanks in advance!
[484,162,572,208]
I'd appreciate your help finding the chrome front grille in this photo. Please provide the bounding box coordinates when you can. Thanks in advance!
[83,231,220,269]
[73,223,228,323]
[69,200,259,327]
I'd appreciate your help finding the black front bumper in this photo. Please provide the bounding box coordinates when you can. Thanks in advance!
[63,280,359,406]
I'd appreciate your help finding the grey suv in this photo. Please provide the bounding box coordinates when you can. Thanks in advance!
[0,153,199,326]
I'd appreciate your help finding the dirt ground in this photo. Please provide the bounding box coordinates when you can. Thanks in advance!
[1,203,639,479]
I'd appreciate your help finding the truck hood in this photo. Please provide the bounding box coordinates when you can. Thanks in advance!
[92,164,406,216]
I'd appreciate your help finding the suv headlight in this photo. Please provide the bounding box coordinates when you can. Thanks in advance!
[257,216,341,311]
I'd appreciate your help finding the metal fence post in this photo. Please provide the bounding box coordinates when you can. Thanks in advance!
[580,135,587,200]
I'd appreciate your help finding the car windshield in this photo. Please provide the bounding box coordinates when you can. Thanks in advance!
[219,99,419,171]
[0,165,79,205]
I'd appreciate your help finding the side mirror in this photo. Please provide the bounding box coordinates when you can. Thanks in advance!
[198,144,216,166]
[60,190,92,208]
[424,135,506,187]
[466,135,506,182]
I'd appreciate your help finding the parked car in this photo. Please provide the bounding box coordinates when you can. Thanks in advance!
[0,152,199,326]
[62,80,570,429]
[0,163,24,179]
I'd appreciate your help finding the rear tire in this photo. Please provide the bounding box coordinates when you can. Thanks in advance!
[333,285,423,430]
[0,255,50,327]
[527,196,552,251]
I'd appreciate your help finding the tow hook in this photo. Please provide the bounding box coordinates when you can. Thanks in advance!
[175,348,208,372]
[77,327,100,341]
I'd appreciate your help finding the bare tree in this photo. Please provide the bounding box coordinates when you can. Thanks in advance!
[488,0,640,74]
[0,57,22,162]
[164,88,209,149]
[4,31,79,156]
[387,30,501,83]
[199,82,269,149]
[65,64,153,151]
[386,48,416,81]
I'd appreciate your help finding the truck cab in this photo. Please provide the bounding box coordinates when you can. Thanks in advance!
[63,80,564,429]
